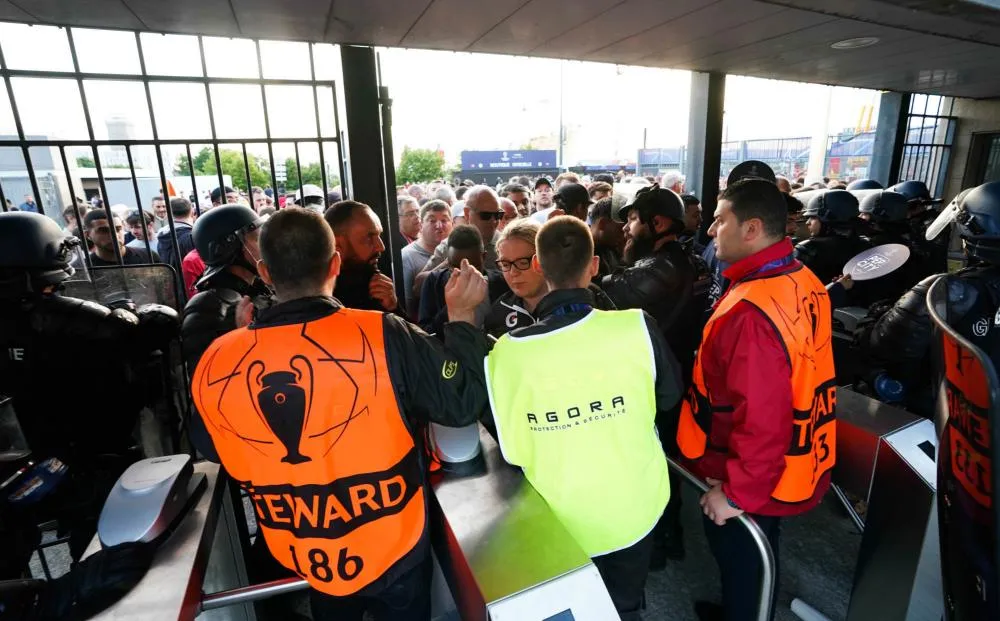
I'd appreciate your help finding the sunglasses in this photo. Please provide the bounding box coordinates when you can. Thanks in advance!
[495,256,534,272]
[476,211,504,221]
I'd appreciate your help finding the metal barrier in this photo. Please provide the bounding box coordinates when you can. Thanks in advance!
[196,457,777,621]
[667,456,777,621]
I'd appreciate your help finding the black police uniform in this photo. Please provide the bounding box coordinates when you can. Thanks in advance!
[0,212,178,569]
[795,190,871,285]
[864,181,1000,417]
[599,184,711,566]
[892,180,952,275]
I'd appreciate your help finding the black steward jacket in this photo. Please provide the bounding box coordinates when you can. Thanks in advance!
[191,295,489,596]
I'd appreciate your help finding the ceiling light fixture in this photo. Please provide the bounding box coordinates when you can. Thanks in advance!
[830,37,880,50]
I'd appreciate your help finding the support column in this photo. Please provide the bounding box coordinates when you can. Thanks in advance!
[684,72,725,241]
[870,91,911,187]
[340,45,404,291]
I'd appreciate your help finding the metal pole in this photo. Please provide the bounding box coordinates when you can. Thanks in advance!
[185,144,201,216]
[0,166,8,212]
[332,86,346,196]
[124,145,154,261]
[197,36,226,200]
[57,147,91,270]
[309,45,329,203]
[240,142,253,199]
[255,40,280,201]
[135,31,183,275]
[200,577,309,612]
[66,28,123,266]
[666,457,775,621]
[293,141,303,195]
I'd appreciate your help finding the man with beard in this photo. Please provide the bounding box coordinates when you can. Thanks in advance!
[420,185,502,274]
[533,176,555,212]
[324,200,399,313]
[679,194,705,255]
[602,183,711,568]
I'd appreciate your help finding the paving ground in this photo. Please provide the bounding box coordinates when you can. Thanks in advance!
[30,484,860,621]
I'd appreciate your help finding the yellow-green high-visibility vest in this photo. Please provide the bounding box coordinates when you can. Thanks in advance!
[485,308,670,557]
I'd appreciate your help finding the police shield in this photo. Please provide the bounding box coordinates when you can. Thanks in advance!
[62,264,181,311]
[927,275,1000,620]
[843,244,911,281]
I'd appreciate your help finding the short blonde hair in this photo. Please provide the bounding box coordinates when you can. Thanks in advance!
[496,217,539,249]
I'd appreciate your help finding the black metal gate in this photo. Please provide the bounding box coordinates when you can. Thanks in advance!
[0,22,347,304]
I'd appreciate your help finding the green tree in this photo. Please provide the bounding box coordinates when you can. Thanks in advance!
[284,158,339,192]
[396,147,445,184]
[76,155,95,168]
[175,147,271,191]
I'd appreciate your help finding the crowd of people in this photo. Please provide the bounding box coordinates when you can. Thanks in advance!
[4,152,999,621]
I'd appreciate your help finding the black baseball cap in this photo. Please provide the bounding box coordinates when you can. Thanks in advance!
[534,176,553,190]
[726,160,777,186]
[554,182,592,208]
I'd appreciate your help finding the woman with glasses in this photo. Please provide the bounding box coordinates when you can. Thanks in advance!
[484,219,615,339]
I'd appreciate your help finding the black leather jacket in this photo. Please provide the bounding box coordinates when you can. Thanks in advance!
[601,240,710,379]
[795,233,871,285]
[864,265,1000,416]
[181,271,272,373]
[0,293,178,460]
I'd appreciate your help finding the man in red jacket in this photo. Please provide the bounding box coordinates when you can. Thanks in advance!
[678,179,836,621]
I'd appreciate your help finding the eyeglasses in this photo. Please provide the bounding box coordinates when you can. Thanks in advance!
[495,256,534,272]
[477,211,504,221]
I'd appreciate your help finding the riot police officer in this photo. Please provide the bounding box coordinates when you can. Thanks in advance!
[846,179,883,191]
[891,179,950,274]
[601,183,711,567]
[795,189,871,284]
[0,211,178,567]
[850,190,929,305]
[863,181,1000,418]
[182,204,270,375]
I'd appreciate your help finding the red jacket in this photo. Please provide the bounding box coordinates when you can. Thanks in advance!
[182,249,206,300]
[688,238,829,516]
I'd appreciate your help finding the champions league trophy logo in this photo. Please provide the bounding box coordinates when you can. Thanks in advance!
[247,356,314,464]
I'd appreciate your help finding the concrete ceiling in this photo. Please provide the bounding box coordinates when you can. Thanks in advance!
[5,0,1000,97]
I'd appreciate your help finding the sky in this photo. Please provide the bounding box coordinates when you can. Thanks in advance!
[0,21,882,173]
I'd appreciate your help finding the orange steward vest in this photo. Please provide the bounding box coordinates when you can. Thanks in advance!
[677,267,837,504]
[192,309,424,596]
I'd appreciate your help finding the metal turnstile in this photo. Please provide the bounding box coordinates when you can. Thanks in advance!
[834,388,943,621]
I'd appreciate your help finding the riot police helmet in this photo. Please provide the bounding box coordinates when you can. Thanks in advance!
[846,179,883,191]
[803,189,859,224]
[953,181,1000,264]
[859,191,909,224]
[0,211,79,296]
[615,183,686,234]
[192,204,261,280]
[889,180,939,205]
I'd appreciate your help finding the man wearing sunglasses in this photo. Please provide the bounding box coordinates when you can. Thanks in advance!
[420,185,502,275]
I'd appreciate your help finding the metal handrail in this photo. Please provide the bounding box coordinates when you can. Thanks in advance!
[200,576,309,612]
[667,456,776,621]
[200,460,776,621]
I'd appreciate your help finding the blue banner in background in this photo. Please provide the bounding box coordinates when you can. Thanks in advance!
[461,150,558,170]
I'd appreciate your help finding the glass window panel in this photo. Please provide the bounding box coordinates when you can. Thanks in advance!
[140,33,203,76]
[260,40,311,80]
[0,84,17,140]
[317,86,336,138]
[323,142,343,191]
[926,95,941,117]
[27,145,64,218]
[84,80,153,140]
[312,44,340,81]
[265,86,317,139]
[0,24,73,71]
[210,84,266,139]
[148,82,211,139]
[244,143,276,192]
[270,142,296,192]
[10,78,89,140]
[73,28,140,74]
[203,37,259,79]
[0,146,29,211]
